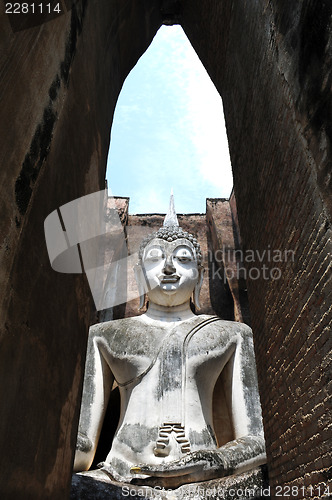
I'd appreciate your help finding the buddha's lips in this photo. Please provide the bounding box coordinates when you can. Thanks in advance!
[159,275,180,283]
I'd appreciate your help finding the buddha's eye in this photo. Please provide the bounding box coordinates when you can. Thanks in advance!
[173,248,194,263]
[144,248,164,262]
[176,255,192,262]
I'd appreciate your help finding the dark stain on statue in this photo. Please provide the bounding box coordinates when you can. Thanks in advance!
[117,424,158,454]
[189,427,217,448]
[156,344,182,401]
[15,103,57,215]
[76,433,93,453]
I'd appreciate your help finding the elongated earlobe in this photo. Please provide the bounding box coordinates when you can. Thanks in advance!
[193,267,204,310]
[134,264,146,311]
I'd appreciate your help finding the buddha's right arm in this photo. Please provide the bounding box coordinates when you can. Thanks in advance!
[73,432,95,471]
[73,326,114,471]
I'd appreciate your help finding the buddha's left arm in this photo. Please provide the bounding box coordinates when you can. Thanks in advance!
[222,322,266,472]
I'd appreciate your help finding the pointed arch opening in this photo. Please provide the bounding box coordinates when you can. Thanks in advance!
[106,25,233,214]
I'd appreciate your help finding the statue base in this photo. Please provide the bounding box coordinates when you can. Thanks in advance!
[71,465,270,499]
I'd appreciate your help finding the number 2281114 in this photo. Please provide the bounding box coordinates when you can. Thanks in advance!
[5,3,62,14]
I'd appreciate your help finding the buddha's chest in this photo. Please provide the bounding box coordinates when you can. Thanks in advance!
[102,323,234,387]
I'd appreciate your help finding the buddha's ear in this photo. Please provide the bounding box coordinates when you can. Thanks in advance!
[193,266,205,310]
[134,263,147,311]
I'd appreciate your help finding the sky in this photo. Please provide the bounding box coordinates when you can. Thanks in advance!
[106,25,233,215]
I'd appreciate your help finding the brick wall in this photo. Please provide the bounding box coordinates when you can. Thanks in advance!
[182,0,332,496]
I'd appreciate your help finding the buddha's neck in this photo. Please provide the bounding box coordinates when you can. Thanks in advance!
[143,301,195,323]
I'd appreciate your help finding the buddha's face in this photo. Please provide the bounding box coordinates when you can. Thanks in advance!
[141,238,200,307]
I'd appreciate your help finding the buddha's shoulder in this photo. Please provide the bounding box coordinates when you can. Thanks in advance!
[89,316,151,337]
[89,315,252,340]
[195,314,252,336]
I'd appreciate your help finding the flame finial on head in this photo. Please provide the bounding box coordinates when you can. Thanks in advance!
[163,188,179,228]
[138,190,202,265]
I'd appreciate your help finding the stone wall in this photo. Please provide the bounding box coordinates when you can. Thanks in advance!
[181,0,332,495]
[0,0,331,498]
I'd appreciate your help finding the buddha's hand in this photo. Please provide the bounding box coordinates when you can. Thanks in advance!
[130,436,266,487]
[130,449,227,487]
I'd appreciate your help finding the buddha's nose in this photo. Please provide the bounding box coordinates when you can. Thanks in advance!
[163,255,176,275]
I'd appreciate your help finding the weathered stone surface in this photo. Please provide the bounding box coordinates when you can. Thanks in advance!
[206,197,251,324]
[94,196,249,461]
[95,196,130,324]
[74,208,265,487]
[71,466,269,499]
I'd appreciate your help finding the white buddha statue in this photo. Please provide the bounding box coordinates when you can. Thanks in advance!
[73,195,266,488]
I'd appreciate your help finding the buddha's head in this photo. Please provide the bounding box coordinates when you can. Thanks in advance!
[135,194,204,310]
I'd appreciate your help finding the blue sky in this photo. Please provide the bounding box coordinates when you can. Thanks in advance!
[106,25,233,215]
